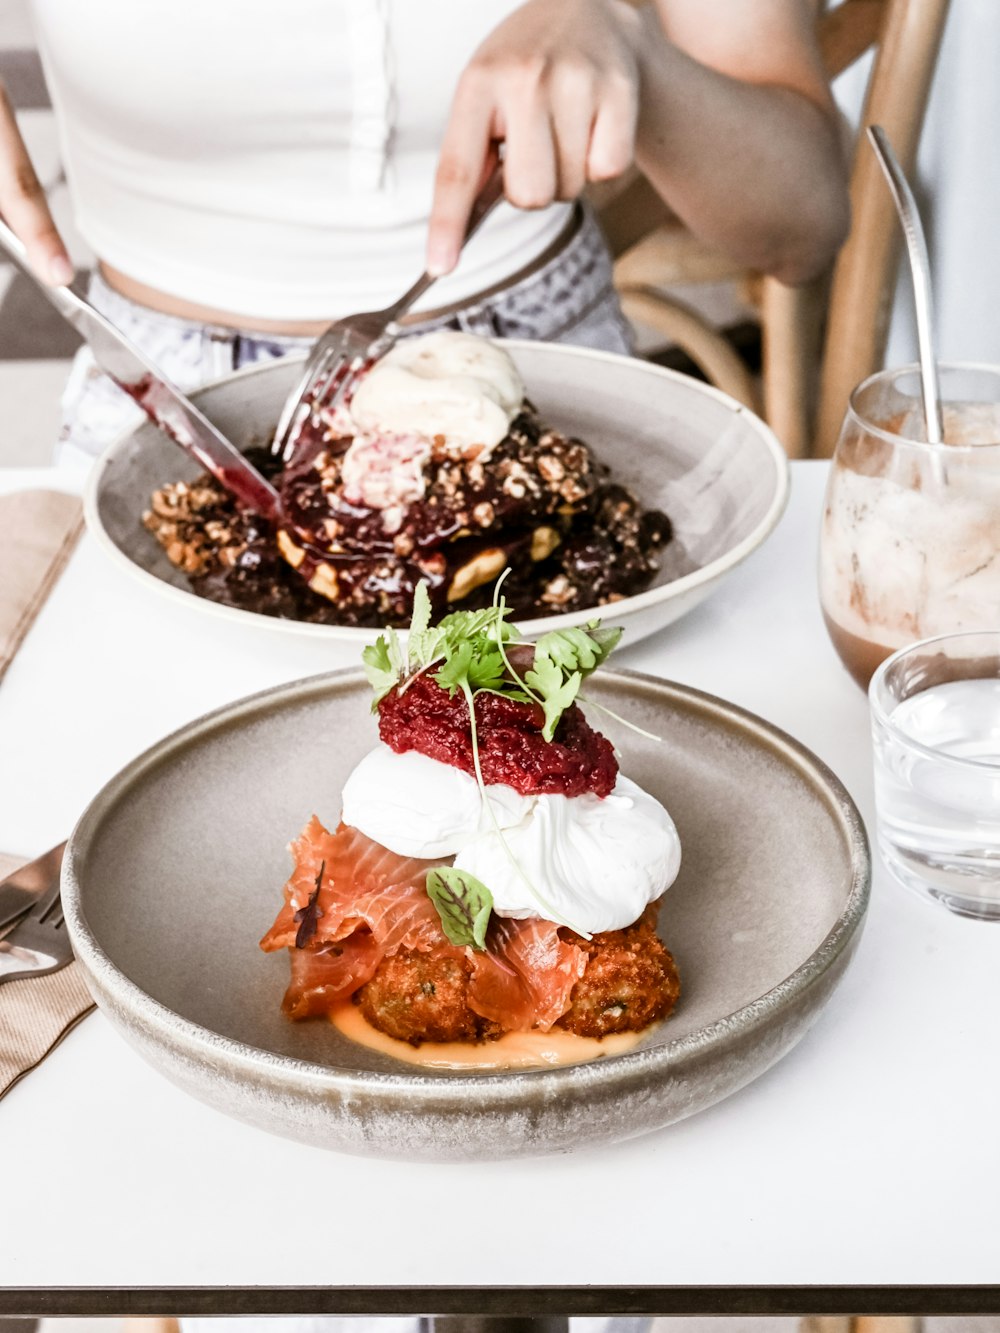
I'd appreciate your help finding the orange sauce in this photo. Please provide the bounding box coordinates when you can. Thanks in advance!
[330,1001,646,1070]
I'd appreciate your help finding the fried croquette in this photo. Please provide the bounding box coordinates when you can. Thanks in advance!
[356,947,502,1046]
[355,906,679,1046]
[557,905,681,1039]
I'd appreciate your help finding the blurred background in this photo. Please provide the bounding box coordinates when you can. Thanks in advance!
[1,0,998,467]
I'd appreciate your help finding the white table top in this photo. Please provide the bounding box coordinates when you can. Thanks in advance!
[1,462,998,1313]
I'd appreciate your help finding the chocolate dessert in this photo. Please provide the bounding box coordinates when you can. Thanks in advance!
[143,331,675,627]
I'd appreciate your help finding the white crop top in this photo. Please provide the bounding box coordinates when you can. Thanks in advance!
[30,0,572,321]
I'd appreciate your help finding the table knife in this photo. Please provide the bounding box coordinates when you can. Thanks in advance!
[0,217,280,520]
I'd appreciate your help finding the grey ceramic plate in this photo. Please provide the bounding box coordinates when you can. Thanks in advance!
[84,342,788,646]
[63,668,869,1162]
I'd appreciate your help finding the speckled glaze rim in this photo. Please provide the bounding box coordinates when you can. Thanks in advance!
[82,341,790,642]
[62,665,870,1109]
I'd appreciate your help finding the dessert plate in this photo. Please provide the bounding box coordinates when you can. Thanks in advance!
[84,342,788,646]
[62,668,869,1162]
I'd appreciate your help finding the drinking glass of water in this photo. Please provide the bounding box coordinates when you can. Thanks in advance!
[870,631,1000,920]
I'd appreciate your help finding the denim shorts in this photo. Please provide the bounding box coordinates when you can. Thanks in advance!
[55,207,633,474]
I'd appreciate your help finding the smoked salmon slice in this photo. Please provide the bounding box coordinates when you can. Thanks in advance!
[468,917,586,1033]
[263,816,586,1032]
[281,933,382,1019]
[259,817,442,952]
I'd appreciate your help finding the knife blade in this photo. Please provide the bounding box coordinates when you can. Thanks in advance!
[0,216,281,521]
[0,842,66,934]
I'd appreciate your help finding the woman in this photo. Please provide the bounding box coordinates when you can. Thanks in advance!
[1,0,848,469]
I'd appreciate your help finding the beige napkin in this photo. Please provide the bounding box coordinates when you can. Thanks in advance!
[0,852,95,1100]
[0,488,84,683]
[0,488,93,1097]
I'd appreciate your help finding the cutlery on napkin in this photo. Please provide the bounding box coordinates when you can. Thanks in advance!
[0,849,94,1100]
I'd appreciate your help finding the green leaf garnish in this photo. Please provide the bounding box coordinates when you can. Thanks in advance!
[360,576,627,936]
[524,654,582,743]
[426,867,494,950]
[361,633,403,709]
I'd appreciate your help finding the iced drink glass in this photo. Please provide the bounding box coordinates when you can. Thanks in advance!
[819,363,1000,688]
[870,631,1000,920]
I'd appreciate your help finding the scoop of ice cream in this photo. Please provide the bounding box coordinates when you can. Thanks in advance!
[348,330,524,458]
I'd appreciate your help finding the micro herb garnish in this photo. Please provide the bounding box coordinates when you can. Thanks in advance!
[426,867,493,950]
[360,575,628,937]
[293,862,325,948]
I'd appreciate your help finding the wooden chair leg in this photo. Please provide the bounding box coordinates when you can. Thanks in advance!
[122,1319,180,1333]
[801,1318,857,1333]
[800,1315,921,1333]
[760,272,830,460]
[855,1318,921,1333]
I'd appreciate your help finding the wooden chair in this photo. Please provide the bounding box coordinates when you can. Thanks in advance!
[598,0,951,458]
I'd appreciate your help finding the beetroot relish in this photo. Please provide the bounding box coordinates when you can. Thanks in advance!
[377,674,618,798]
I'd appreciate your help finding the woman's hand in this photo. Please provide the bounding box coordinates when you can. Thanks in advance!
[0,83,74,285]
[427,0,641,275]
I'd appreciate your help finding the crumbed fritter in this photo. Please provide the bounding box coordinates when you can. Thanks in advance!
[356,947,502,1046]
[557,905,681,1039]
[355,907,679,1047]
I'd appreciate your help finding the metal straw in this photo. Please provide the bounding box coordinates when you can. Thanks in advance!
[867,124,944,446]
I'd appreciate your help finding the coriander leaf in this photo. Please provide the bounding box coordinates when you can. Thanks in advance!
[409,580,432,641]
[406,582,449,673]
[362,633,403,710]
[426,867,494,950]
[585,623,623,662]
[464,645,507,693]
[534,623,623,676]
[525,649,583,740]
[433,640,474,696]
[534,627,599,672]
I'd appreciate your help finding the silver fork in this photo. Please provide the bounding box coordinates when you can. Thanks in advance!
[271,160,507,461]
[0,875,72,987]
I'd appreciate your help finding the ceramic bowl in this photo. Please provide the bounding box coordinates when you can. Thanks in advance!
[85,342,788,646]
[62,667,869,1162]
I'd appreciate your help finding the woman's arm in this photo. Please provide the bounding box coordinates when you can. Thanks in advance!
[633,0,849,284]
[427,0,849,287]
[0,83,74,284]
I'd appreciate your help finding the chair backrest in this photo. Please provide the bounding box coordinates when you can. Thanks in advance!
[809,0,950,455]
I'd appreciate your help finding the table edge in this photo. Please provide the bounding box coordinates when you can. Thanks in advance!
[3,1285,1000,1318]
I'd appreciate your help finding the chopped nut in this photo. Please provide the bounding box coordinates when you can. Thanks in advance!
[447,548,506,602]
[530,526,561,562]
[537,454,565,484]
[559,478,587,505]
[472,500,495,527]
[541,574,574,606]
[309,562,339,602]
[189,486,219,511]
[276,529,305,569]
